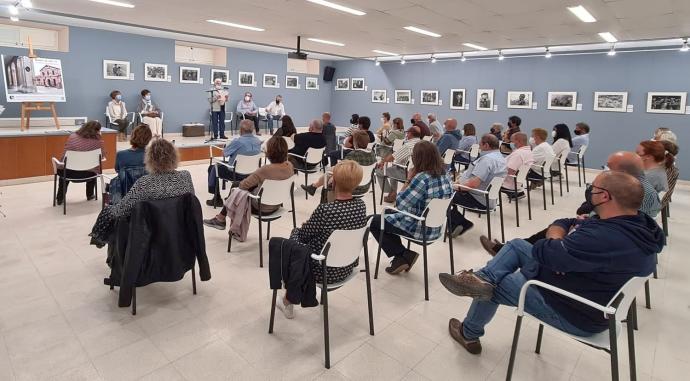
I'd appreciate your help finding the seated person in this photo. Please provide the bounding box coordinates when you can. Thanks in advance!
[377,117,405,158]
[415,120,431,138]
[568,122,590,163]
[302,130,376,198]
[207,120,261,207]
[489,123,502,141]
[449,134,507,236]
[501,132,534,195]
[55,121,105,205]
[438,171,664,355]
[500,116,521,154]
[550,123,573,172]
[236,91,259,134]
[526,128,555,185]
[288,119,327,169]
[427,113,443,142]
[436,118,461,154]
[653,127,677,144]
[328,116,375,166]
[453,123,478,165]
[108,124,152,204]
[636,140,671,193]
[375,112,392,141]
[203,137,294,230]
[322,112,337,153]
[137,89,163,135]
[89,138,195,247]
[272,115,297,139]
[264,95,285,133]
[369,141,453,274]
[277,160,368,318]
[107,90,128,141]
[375,126,422,203]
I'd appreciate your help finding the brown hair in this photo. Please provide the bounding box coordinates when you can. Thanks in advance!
[76,121,102,139]
[332,160,363,194]
[352,130,370,150]
[130,124,152,149]
[532,128,548,141]
[660,140,679,157]
[463,123,476,136]
[392,117,404,131]
[639,140,672,168]
[480,133,500,149]
[382,112,391,122]
[266,136,288,164]
[109,90,121,99]
[412,141,445,177]
[145,138,179,174]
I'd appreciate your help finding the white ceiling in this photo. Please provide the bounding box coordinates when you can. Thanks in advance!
[6,0,690,58]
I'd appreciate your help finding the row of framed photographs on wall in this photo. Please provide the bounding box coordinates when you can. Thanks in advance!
[102,59,319,90]
[335,78,365,91]
[368,88,689,114]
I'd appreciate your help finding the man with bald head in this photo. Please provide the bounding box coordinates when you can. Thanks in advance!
[436,118,461,154]
[501,132,534,193]
[289,118,326,169]
[439,171,665,355]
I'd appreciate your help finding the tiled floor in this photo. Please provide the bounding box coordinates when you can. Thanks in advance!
[0,164,688,381]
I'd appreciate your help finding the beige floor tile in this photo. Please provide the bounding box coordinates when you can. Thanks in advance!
[91,338,168,381]
[149,317,219,361]
[172,339,250,381]
[369,321,438,367]
[335,343,410,380]
[137,364,186,381]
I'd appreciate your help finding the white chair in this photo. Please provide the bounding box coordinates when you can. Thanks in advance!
[565,145,588,187]
[282,136,295,150]
[52,149,103,215]
[353,163,378,214]
[374,197,455,301]
[527,155,556,211]
[211,151,262,207]
[552,148,572,196]
[454,143,480,170]
[506,277,646,381]
[228,177,296,267]
[137,111,165,138]
[268,225,374,369]
[501,163,532,227]
[378,158,411,205]
[104,107,134,136]
[422,135,433,142]
[289,147,326,199]
[392,139,404,153]
[454,176,506,242]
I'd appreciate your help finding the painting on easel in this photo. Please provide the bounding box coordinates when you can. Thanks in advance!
[2,55,67,103]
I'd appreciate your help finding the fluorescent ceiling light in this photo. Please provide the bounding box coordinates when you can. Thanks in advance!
[8,5,18,15]
[568,5,596,23]
[89,0,135,8]
[463,43,488,51]
[20,0,33,8]
[307,38,344,47]
[404,26,441,38]
[207,19,265,32]
[372,49,399,56]
[306,0,365,16]
[681,39,689,52]
[599,32,618,43]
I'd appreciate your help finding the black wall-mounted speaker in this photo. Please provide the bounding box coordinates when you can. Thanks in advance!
[323,66,335,82]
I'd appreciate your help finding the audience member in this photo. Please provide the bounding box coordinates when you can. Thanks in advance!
[265,95,285,133]
[658,140,679,208]
[378,117,405,157]
[273,115,297,139]
[55,121,105,205]
[550,123,573,171]
[568,122,590,163]
[489,123,503,141]
[500,116,521,154]
[115,124,152,172]
[137,89,163,135]
[415,120,432,138]
[501,132,534,194]
[654,127,677,144]
[375,126,422,203]
[322,112,337,153]
[436,118,461,154]
[439,171,664,355]
[209,78,229,139]
[527,128,555,183]
[107,90,129,141]
[636,140,671,192]
[410,112,422,126]
[454,123,479,165]
[375,112,392,140]
[369,141,453,274]
[237,91,259,134]
[289,119,327,169]
[330,116,374,166]
[428,113,443,142]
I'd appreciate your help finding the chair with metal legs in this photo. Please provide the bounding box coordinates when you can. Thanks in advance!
[500,163,532,227]
[526,155,556,211]
[352,163,378,214]
[289,147,326,199]
[268,225,375,369]
[551,149,571,196]
[453,143,480,171]
[52,150,103,215]
[378,160,411,205]
[565,145,588,187]
[210,151,262,208]
[453,176,506,242]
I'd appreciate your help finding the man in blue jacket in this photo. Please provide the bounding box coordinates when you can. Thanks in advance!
[438,171,665,354]
[436,118,461,155]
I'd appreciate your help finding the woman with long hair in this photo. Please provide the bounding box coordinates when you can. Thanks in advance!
[550,123,572,171]
[636,140,673,193]
[273,115,297,139]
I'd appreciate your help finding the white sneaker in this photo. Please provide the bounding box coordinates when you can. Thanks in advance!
[277,301,294,319]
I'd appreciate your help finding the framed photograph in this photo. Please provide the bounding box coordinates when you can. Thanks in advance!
[103,60,130,80]
[351,78,365,91]
[335,78,349,91]
[450,89,466,109]
[547,91,577,111]
[476,89,494,111]
[593,92,628,112]
[395,89,412,104]
[263,74,278,88]
[371,89,387,103]
[306,77,318,90]
[179,66,201,84]
[286,75,299,89]
[420,90,439,106]
[646,92,687,114]
[211,69,230,85]
[238,71,255,87]
[144,63,167,82]
[507,91,533,109]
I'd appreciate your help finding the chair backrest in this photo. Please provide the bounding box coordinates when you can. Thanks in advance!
[422,135,433,141]
[305,147,325,165]
[607,276,647,323]
[358,163,377,187]
[558,148,571,167]
[320,226,368,267]
[104,106,111,120]
[392,139,404,152]
[534,155,556,179]
[514,163,531,186]
[64,150,102,171]
[366,142,375,151]
[282,136,295,150]
[424,196,454,228]
[259,177,294,206]
[578,145,588,157]
[234,154,261,175]
[258,107,267,117]
[443,149,455,165]
[469,144,480,159]
[487,176,506,201]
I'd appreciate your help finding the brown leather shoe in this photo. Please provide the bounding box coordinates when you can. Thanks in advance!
[448,318,482,354]
[439,270,494,301]
[479,235,498,257]
[383,192,397,203]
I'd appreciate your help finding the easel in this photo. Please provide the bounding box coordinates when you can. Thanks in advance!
[19,36,61,131]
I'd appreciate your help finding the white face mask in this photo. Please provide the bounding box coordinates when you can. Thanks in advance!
[552,131,557,138]
[244,96,250,102]
[529,137,535,146]
[215,83,222,89]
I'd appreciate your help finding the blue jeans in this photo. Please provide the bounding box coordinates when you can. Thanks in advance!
[266,115,280,134]
[462,239,594,340]
[212,106,226,137]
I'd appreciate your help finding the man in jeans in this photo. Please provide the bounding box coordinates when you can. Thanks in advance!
[438,171,664,355]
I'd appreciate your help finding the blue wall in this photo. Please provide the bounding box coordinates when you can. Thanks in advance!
[0,26,333,131]
[330,52,690,179]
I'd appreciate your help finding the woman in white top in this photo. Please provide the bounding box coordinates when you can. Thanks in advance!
[137,89,163,136]
[550,123,572,172]
[107,90,128,141]
[265,95,285,134]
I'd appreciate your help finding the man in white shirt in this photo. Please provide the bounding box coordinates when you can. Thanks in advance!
[528,128,555,184]
[265,95,285,134]
[376,126,422,203]
[502,132,534,193]
[427,113,443,142]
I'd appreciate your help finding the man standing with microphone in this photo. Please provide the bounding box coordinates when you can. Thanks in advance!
[209,78,229,140]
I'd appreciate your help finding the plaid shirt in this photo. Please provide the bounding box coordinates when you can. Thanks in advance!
[385,172,453,241]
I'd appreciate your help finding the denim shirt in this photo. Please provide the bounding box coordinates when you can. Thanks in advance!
[224,134,262,163]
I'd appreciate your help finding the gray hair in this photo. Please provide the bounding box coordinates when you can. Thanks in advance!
[309,119,323,132]
[239,119,255,134]
[427,113,436,120]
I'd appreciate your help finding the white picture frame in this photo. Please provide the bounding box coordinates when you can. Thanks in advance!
[476,89,494,111]
[238,71,255,87]
[305,77,318,90]
[103,59,130,80]
[507,91,533,109]
[144,63,167,82]
[395,89,412,104]
[351,77,365,91]
[263,74,279,88]
[335,78,349,91]
[646,92,687,114]
[450,89,466,109]
[371,89,387,103]
[420,90,439,106]
[211,69,230,85]
[593,92,628,112]
[179,66,201,84]
[547,91,578,111]
[285,75,299,89]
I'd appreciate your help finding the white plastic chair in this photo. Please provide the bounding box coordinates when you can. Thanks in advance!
[228,177,296,267]
[137,111,165,138]
[289,147,326,199]
[454,143,480,170]
[104,107,134,136]
[282,136,295,150]
[506,277,646,381]
[527,155,556,210]
[552,148,572,196]
[374,197,455,301]
[392,139,404,153]
[212,153,262,206]
[565,144,588,187]
[269,225,374,369]
[353,162,378,214]
[454,176,506,242]
[422,135,433,141]
[501,163,532,227]
[52,149,103,215]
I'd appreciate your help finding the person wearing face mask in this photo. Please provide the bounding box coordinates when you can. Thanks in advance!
[265,95,285,134]
[375,112,392,141]
[568,122,590,163]
[500,132,534,196]
[209,78,229,139]
[500,116,521,154]
[237,92,259,134]
[527,128,555,187]
[550,124,573,173]
[107,90,129,142]
[137,89,163,136]
[438,171,664,356]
